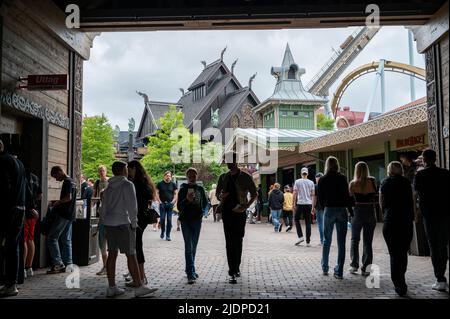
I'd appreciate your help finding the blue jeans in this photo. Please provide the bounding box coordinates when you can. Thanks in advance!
[316,208,324,244]
[181,219,202,279]
[271,209,282,231]
[47,215,73,266]
[321,207,348,276]
[160,202,174,239]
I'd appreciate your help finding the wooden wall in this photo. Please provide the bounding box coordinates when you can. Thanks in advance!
[1,1,70,201]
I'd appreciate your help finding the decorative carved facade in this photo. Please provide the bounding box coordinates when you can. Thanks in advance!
[298,104,428,153]
[73,54,84,190]
[1,90,70,129]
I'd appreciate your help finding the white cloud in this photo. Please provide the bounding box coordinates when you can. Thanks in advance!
[84,26,426,130]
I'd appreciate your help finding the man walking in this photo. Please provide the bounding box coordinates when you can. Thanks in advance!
[216,152,257,284]
[47,166,77,274]
[156,171,178,241]
[414,149,450,292]
[292,167,315,247]
[100,161,157,298]
[0,140,27,297]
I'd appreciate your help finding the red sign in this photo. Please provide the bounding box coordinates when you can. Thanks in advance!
[396,134,426,149]
[26,74,68,91]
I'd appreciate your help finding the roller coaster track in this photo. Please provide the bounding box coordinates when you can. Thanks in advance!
[330,60,426,117]
[306,26,381,97]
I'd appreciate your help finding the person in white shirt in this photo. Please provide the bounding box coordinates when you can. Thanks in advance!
[100,161,157,298]
[292,167,316,246]
[209,184,221,222]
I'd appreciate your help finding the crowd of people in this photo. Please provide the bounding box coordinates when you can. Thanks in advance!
[265,150,449,296]
[0,137,448,298]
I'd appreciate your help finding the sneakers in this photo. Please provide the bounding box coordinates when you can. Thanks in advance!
[96,267,107,276]
[228,275,237,284]
[235,272,241,278]
[361,270,371,277]
[286,226,292,232]
[194,273,199,279]
[152,227,157,232]
[323,271,329,276]
[0,285,19,297]
[295,237,305,246]
[306,243,311,247]
[135,285,158,298]
[25,268,34,277]
[166,237,172,241]
[432,281,449,292]
[278,224,283,232]
[123,273,132,282]
[334,273,343,280]
[348,266,358,274]
[106,286,125,298]
[47,264,66,274]
[187,278,196,284]
[160,233,164,239]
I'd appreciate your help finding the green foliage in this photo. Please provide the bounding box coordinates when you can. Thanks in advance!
[141,105,227,188]
[317,113,335,130]
[81,114,116,179]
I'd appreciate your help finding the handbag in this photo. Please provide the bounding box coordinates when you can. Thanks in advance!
[140,203,160,225]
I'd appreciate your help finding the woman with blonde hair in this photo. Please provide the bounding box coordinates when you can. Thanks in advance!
[348,161,378,276]
[317,156,353,279]
[380,161,414,296]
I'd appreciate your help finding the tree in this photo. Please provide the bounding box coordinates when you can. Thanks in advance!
[141,105,227,189]
[81,114,116,179]
[317,113,335,130]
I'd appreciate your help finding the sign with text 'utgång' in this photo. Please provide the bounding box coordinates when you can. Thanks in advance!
[26,74,68,91]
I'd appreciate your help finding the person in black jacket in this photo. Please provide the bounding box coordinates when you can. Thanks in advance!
[268,183,284,232]
[380,161,414,297]
[414,149,450,292]
[318,156,353,280]
[177,167,207,284]
[127,160,157,286]
[0,140,27,297]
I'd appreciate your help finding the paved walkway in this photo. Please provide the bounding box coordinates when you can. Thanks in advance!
[8,216,449,299]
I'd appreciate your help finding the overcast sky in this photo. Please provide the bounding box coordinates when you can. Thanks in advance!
[84,26,425,130]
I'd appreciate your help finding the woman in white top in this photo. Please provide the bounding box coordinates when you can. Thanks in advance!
[209,184,221,222]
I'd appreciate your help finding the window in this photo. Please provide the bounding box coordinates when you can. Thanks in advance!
[293,111,299,117]
[281,111,287,117]
[193,85,205,101]
[288,66,296,79]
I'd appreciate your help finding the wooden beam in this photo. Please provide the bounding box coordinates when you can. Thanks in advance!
[11,0,99,60]
[410,2,449,53]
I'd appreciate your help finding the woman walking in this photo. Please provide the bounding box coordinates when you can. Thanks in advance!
[127,160,157,286]
[177,168,208,284]
[209,184,220,222]
[318,156,353,279]
[380,161,414,297]
[348,162,377,276]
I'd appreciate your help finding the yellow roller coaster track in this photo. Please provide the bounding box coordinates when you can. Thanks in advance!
[331,60,426,117]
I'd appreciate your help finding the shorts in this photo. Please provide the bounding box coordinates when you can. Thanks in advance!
[104,224,136,256]
[24,218,37,242]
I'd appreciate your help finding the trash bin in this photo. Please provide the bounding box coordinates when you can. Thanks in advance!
[72,199,99,266]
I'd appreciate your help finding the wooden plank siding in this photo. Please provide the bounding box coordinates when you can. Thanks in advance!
[1,3,71,202]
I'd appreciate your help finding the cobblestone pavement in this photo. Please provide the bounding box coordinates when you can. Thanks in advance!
[8,216,449,299]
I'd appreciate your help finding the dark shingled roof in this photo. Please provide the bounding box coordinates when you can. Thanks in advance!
[180,74,232,128]
[188,59,222,90]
